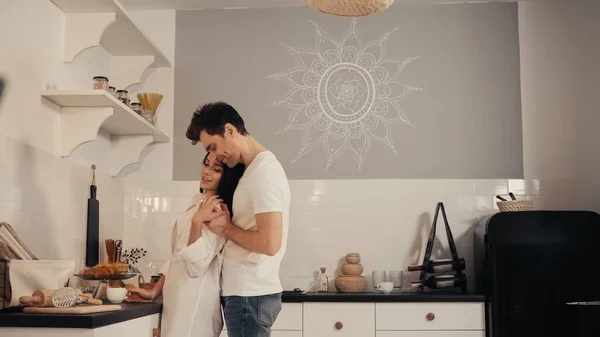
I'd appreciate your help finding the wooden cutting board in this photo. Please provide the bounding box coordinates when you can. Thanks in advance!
[23,304,121,314]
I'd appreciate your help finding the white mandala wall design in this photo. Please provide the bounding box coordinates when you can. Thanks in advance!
[267,19,423,171]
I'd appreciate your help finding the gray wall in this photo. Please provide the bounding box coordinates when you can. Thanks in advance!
[173,4,523,180]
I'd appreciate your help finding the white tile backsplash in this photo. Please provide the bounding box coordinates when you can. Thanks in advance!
[124,177,577,292]
[0,134,124,271]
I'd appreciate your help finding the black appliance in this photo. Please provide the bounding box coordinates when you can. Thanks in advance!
[474,211,600,337]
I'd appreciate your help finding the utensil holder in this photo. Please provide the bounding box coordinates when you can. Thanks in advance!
[497,200,534,212]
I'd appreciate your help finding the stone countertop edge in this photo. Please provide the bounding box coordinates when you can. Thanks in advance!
[0,292,485,329]
[281,291,487,303]
[0,301,163,329]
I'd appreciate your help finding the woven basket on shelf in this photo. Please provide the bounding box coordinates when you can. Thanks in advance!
[303,0,394,17]
[497,200,534,212]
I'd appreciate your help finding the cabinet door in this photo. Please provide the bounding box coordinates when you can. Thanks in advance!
[304,303,375,337]
[376,303,485,331]
[377,332,485,337]
[93,314,160,337]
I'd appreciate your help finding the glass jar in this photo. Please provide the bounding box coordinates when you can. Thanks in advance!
[116,90,129,105]
[141,110,156,125]
[93,76,109,90]
[130,102,142,115]
[108,86,116,97]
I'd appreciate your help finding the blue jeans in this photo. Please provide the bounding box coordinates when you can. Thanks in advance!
[222,293,282,337]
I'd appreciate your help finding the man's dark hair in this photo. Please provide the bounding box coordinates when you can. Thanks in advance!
[186,101,248,145]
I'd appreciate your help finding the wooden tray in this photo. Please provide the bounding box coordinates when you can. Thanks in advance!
[23,305,121,314]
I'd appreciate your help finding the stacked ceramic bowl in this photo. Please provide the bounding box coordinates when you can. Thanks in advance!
[335,253,367,293]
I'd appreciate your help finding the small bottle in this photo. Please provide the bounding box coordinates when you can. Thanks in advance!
[318,267,329,292]
[93,76,109,90]
[130,102,143,115]
[116,90,130,105]
[407,258,466,273]
[411,274,466,289]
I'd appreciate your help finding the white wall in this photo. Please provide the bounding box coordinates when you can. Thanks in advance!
[0,0,122,273]
[519,1,600,211]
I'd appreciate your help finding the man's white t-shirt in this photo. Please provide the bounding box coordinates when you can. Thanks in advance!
[221,151,290,297]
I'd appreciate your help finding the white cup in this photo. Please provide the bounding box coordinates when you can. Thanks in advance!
[107,287,127,303]
[376,281,394,294]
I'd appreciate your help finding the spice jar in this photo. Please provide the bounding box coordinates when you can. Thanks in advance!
[116,90,130,105]
[93,76,109,90]
[108,86,116,97]
[130,102,142,115]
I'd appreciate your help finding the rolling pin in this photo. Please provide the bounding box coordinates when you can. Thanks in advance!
[19,289,89,307]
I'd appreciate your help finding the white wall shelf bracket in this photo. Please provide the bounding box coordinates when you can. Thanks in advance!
[109,56,155,90]
[64,13,116,63]
[59,107,114,157]
[109,135,154,176]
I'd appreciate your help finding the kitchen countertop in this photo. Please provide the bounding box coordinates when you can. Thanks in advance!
[0,291,485,329]
[282,291,486,303]
[0,301,162,329]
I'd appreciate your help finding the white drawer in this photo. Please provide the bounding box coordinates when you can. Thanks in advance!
[376,303,485,331]
[377,331,485,337]
[223,303,302,331]
[304,303,375,337]
[273,303,303,330]
[221,331,302,337]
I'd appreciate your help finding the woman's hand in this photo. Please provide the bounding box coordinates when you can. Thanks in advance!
[191,195,224,227]
[126,287,157,303]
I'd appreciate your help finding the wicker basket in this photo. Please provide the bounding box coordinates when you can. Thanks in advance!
[341,263,363,276]
[497,200,534,212]
[334,275,367,293]
[303,0,393,17]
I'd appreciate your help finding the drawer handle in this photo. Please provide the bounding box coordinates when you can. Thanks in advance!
[426,313,435,321]
[335,321,344,330]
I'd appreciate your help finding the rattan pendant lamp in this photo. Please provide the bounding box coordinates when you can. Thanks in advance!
[303,0,394,17]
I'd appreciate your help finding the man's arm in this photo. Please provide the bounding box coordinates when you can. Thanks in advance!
[225,212,282,256]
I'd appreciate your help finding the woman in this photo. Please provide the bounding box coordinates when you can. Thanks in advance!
[127,153,244,337]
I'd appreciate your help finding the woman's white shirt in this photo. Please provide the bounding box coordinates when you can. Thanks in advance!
[158,193,226,337]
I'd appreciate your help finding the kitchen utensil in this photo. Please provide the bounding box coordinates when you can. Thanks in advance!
[85,165,99,268]
[115,240,123,263]
[106,287,127,303]
[19,289,88,307]
[496,195,507,201]
[51,287,102,307]
[509,192,517,200]
[376,282,394,294]
[105,239,115,264]
[23,305,121,314]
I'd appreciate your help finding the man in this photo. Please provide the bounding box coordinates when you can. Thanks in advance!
[185,102,291,337]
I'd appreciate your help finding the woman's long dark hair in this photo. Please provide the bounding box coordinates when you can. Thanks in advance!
[199,152,244,218]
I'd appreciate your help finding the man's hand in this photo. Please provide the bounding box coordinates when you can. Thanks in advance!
[192,195,223,227]
[206,203,234,237]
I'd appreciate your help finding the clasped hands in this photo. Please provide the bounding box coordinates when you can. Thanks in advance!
[191,195,234,237]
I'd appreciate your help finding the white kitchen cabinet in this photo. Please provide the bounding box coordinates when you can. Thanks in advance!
[303,303,375,337]
[377,332,485,337]
[376,303,485,331]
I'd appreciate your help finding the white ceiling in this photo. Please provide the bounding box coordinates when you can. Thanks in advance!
[119,0,578,11]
